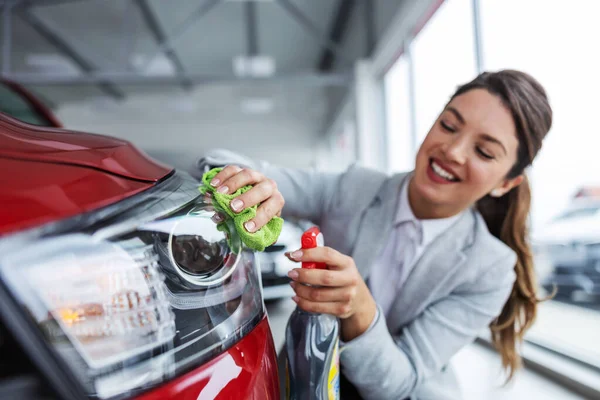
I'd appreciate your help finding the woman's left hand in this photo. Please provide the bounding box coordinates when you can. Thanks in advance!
[285,246,377,340]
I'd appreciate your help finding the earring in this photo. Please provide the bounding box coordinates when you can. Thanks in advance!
[490,189,503,198]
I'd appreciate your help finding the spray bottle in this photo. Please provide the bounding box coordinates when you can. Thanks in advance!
[284,226,340,400]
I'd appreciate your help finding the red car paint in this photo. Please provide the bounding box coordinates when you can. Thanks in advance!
[0,157,153,235]
[137,318,279,400]
[0,112,172,182]
[0,81,280,398]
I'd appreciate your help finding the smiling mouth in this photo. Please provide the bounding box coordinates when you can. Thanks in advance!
[429,159,460,182]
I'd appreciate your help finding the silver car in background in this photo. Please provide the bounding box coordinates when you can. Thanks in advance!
[535,196,600,304]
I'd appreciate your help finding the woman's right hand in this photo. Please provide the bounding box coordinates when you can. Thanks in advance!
[209,165,285,233]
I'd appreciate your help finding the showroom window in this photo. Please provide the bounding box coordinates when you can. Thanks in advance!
[411,0,477,145]
[384,0,477,173]
[480,0,600,364]
[384,54,413,173]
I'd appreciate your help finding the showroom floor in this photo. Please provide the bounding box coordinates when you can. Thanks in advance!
[528,300,600,361]
[266,299,587,400]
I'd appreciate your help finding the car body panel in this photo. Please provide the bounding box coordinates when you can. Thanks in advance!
[0,157,154,236]
[135,317,279,400]
[0,112,172,183]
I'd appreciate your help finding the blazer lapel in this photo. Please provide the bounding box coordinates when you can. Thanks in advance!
[386,210,475,329]
[351,172,410,279]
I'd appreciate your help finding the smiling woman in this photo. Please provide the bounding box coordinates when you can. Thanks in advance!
[410,88,524,220]
[205,70,553,399]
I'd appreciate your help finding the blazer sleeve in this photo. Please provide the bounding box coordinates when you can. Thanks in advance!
[201,148,346,225]
[339,254,517,399]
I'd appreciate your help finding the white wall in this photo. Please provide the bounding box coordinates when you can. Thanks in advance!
[56,83,327,173]
[318,95,357,172]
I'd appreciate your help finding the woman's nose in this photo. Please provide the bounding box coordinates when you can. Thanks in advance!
[442,137,468,164]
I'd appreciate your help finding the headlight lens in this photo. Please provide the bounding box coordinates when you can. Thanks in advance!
[0,172,264,399]
[17,236,175,371]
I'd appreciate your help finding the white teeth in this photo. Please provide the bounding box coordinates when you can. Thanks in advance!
[431,161,457,181]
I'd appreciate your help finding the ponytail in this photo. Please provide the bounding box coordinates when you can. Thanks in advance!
[477,175,547,380]
[452,70,553,381]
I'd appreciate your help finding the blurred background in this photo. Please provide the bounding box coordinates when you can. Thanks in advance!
[2,0,600,398]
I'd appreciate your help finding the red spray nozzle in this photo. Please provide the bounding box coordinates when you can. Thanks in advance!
[301,227,326,270]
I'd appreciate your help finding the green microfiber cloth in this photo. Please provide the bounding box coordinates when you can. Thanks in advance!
[199,167,284,252]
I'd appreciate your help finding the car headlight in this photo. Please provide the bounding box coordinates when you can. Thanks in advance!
[0,172,264,399]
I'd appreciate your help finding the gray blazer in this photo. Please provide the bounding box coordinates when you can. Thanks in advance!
[204,150,517,400]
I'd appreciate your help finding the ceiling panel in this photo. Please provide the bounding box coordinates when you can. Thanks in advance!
[2,12,81,73]
[375,0,406,42]
[257,0,337,72]
[25,0,156,71]
[2,0,407,106]
[166,1,247,75]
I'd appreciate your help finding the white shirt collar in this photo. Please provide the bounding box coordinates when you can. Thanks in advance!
[395,177,463,248]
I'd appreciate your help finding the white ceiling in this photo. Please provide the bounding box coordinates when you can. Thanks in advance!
[3,0,405,100]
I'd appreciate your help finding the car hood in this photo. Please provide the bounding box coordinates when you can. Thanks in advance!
[0,112,172,182]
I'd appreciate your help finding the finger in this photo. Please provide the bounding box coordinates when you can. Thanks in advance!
[209,165,242,189]
[286,246,351,271]
[218,168,264,195]
[242,196,279,232]
[243,191,284,232]
[211,212,226,224]
[291,296,351,317]
[287,267,357,287]
[290,281,355,303]
[229,179,275,214]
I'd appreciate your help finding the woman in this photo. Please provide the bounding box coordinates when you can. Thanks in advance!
[205,70,552,399]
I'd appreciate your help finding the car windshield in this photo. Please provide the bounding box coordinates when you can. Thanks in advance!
[0,85,53,126]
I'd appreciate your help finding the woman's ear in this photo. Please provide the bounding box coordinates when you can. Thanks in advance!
[491,175,524,197]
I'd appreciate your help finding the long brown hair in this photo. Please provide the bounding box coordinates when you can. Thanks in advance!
[450,70,553,380]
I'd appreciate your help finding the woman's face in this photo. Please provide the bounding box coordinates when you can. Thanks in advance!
[411,89,523,218]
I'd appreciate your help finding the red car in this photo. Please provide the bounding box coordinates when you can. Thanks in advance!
[0,80,279,399]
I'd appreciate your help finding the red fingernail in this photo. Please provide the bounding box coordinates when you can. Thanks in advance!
[289,281,296,289]
[288,270,299,279]
[292,296,299,303]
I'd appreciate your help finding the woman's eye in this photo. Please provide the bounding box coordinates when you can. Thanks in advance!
[476,147,494,160]
[440,121,455,132]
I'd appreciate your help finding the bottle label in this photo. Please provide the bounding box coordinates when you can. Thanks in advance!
[327,338,340,400]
